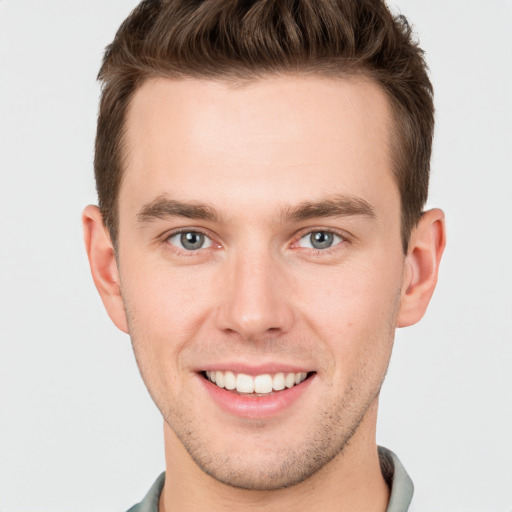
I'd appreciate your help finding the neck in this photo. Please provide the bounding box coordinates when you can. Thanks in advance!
[161,402,389,512]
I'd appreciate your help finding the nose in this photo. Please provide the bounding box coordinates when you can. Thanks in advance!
[215,250,295,341]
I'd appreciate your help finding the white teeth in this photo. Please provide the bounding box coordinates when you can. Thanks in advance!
[205,370,309,394]
[236,373,254,393]
[294,372,307,385]
[273,373,285,391]
[285,372,295,388]
[224,371,236,390]
[254,374,273,393]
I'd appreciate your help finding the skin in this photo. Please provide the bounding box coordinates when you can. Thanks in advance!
[83,75,445,512]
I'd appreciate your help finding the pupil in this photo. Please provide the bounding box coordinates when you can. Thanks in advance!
[181,232,204,250]
[311,231,333,249]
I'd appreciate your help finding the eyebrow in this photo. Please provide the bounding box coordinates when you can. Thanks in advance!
[282,195,376,222]
[137,196,219,223]
[137,194,376,225]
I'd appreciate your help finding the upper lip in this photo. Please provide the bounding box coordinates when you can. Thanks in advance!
[195,362,314,375]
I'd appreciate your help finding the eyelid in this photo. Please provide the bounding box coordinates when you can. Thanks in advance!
[158,225,350,254]
[298,231,342,248]
[290,227,350,251]
[168,231,212,250]
[162,227,221,252]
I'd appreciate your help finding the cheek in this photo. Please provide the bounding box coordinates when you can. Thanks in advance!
[296,257,403,368]
[120,256,216,352]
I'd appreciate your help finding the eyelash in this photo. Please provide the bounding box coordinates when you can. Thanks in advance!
[161,227,349,256]
[163,228,218,257]
[292,228,348,255]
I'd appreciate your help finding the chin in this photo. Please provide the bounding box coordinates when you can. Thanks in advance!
[193,452,333,491]
[172,418,358,491]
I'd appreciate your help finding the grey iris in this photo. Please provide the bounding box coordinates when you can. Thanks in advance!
[310,231,333,249]
[181,232,204,250]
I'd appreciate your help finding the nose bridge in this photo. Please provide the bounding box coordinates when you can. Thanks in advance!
[216,243,293,339]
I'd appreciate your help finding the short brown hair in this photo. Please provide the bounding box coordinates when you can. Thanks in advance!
[95,0,434,251]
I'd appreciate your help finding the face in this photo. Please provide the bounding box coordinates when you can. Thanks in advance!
[115,75,406,489]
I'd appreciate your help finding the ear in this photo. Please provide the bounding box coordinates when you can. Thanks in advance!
[396,208,446,328]
[82,205,129,333]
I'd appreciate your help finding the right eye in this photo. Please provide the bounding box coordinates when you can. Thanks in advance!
[166,231,213,251]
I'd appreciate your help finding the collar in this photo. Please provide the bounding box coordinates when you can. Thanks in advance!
[378,446,414,512]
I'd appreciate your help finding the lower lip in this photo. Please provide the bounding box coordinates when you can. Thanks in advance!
[199,374,315,419]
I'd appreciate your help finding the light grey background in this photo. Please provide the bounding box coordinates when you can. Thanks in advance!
[0,1,510,511]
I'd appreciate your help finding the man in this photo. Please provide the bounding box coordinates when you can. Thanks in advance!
[83,0,445,510]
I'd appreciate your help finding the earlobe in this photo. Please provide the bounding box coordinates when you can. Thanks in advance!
[82,205,129,333]
[396,208,446,328]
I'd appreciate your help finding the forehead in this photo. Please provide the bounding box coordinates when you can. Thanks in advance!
[120,74,397,222]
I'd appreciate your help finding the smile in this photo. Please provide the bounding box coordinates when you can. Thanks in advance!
[204,370,311,395]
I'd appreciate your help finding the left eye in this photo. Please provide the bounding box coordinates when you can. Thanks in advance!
[297,230,343,250]
[167,231,213,251]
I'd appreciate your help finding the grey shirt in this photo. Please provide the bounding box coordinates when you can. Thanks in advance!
[127,446,414,512]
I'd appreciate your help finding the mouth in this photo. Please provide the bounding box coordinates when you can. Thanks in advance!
[201,370,315,395]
